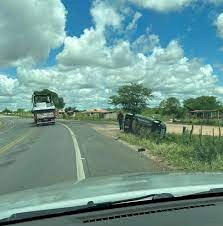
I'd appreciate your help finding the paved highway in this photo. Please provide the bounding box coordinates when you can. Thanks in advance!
[0,117,162,195]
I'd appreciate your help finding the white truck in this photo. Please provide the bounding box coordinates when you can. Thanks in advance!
[32,93,56,126]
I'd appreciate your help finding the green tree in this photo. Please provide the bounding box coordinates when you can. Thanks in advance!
[34,89,65,109]
[16,108,25,113]
[2,108,12,114]
[65,107,77,113]
[159,97,181,116]
[183,96,221,110]
[109,83,153,114]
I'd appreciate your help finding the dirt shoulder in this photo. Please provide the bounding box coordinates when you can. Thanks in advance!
[166,123,223,136]
[89,122,173,170]
[88,123,120,138]
[89,122,223,137]
[88,121,223,171]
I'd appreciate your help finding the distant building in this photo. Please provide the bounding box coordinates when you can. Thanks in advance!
[57,109,65,116]
[66,110,75,116]
[190,109,223,119]
[82,108,116,119]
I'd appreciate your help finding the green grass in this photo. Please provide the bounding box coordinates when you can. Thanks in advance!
[119,132,223,171]
[16,113,33,118]
[0,112,33,118]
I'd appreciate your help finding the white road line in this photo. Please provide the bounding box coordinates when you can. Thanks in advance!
[58,122,86,181]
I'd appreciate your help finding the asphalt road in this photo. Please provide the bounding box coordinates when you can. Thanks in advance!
[0,117,162,195]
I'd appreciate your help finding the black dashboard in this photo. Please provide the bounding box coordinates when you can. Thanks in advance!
[2,196,223,226]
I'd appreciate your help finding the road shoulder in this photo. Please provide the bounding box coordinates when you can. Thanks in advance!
[88,122,171,171]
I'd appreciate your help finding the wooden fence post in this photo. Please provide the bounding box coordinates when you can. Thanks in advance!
[182,126,186,134]
[189,124,194,142]
[182,126,186,143]
[199,125,202,146]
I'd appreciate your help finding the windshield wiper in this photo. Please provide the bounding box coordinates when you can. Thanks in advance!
[110,192,174,204]
[0,193,174,225]
[180,187,223,199]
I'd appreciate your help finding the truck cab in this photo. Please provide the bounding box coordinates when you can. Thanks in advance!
[32,94,56,126]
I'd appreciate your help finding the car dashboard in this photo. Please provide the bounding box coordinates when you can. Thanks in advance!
[2,196,223,226]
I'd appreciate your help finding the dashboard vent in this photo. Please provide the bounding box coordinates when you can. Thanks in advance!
[82,203,215,223]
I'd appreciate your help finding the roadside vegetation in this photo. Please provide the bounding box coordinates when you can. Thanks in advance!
[120,131,223,171]
[108,84,223,171]
[1,84,223,171]
[58,112,116,123]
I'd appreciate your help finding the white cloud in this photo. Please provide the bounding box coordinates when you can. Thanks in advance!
[152,40,184,63]
[0,75,18,96]
[215,13,223,38]
[129,0,194,12]
[0,0,66,67]
[126,12,142,31]
[56,0,132,68]
[56,28,136,68]
[132,34,160,53]
[0,0,222,110]
[90,0,122,32]
[56,28,109,67]
[9,38,220,110]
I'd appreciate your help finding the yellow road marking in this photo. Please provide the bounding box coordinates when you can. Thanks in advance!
[0,130,32,154]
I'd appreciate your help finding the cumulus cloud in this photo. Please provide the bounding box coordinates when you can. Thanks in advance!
[129,0,194,12]
[8,38,220,110]
[0,0,222,110]
[0,75,18,96]
[0,0,66,67]
[57,1,135,68]
[132,34,160,53]
[56,28,135,68]
[90,0,123,32]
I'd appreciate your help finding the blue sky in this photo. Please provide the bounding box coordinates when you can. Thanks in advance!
[3,1,223,77]
[1,0,223,110]
[59,0,223,68]
[35,0,223,81]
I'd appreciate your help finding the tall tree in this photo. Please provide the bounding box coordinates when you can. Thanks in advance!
[16,108,25,113]
[109,83,153,114]
[159,97,181,116]
[2,108,12,114]
[183,96,221,110]
[65,107,77,112]
[33,89,65,109]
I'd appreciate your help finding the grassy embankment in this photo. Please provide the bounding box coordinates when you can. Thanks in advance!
[120,131,223,171]
[16,112,33,118]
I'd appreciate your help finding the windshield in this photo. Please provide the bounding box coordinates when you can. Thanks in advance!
[33,95,51,104]
[1,0,223,218]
